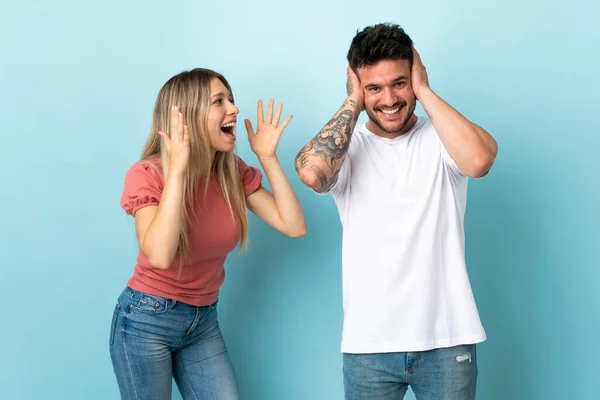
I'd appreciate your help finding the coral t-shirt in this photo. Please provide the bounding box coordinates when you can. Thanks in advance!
[120,156,262,306]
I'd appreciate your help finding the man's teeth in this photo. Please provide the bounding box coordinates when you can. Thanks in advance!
[381,108,400,114]
[221,122,236,128]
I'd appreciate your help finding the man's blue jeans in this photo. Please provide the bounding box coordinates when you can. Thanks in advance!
[343,344,478,400]
[109,287,238,399]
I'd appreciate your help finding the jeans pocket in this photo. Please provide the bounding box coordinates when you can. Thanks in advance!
[109,302,120,345]
[129,291,176,315]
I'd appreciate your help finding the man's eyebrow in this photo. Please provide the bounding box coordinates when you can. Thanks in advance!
[364,75,409,88]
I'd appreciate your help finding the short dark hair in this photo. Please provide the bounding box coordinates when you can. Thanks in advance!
[347,23,414,70]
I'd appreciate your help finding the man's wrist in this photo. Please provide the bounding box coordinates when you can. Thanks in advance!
[345,96,362,110]
[415,85,433,101]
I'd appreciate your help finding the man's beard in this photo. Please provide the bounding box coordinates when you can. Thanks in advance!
[366,100,416,135]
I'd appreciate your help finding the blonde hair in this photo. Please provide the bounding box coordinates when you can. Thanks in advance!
[140,68,249,263]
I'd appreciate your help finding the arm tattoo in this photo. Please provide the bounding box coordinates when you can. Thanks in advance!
[346,70,353,96]
[309,165,342,193]
[310,165,330,192]
[294,99,359,191]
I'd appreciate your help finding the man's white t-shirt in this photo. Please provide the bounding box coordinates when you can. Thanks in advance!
[328,116,486,354]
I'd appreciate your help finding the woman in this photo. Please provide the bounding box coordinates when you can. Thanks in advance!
[109,68,306,399]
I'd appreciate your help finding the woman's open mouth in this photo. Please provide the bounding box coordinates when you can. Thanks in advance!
[221,122,236,141]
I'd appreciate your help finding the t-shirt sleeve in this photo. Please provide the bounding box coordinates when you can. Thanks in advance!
[325,132,356,197]
[326,154,351,197]
[120,161,164,216]
[440,140,469,180]
[236,156,263,197]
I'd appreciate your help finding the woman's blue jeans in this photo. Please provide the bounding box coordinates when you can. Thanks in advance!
[109,287,239,400]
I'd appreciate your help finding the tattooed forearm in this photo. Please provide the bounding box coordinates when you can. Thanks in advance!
[346,70,353,96]
[310,165,330,192]
[305,100,358,171]
[294,98,359,191]
[294,141,313,171]
[314,109,355,171]
[309,165,342,193]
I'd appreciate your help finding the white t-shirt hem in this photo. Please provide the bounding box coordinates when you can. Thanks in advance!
[341,332,487,354]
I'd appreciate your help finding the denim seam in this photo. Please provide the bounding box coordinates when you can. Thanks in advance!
[109,303,120,345]
[178,307,201,348]
[174,357,199,400]
[121,295,140,399]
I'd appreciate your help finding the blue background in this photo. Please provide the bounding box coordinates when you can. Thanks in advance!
[1,0,599,399]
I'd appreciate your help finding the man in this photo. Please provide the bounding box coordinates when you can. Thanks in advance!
[294,23,497,399]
